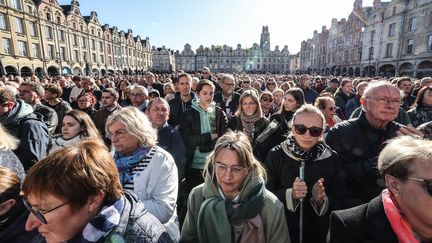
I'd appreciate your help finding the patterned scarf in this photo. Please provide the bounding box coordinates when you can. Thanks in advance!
[240,113,261,141]
[114,146,151,186]
[81,196,124,242]
[280,135,327,161]
[382,189,419,243]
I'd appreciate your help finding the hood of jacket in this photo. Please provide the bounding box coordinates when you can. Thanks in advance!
[0,99,34,127]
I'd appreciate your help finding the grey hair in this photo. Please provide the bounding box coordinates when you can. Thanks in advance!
[378,136,432,181]
[106,107,157,148]
[131,85,149,96]
[362,80,400,99]
[0,124,19,150]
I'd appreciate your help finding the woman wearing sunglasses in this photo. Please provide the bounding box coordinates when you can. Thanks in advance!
[329,136,432,243]
[22,139,172,243]
[181,131,290,243]
[264,104,340,243]
[315,96,342,132]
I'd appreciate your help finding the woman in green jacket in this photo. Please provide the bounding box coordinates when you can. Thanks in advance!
[180,131,290,243]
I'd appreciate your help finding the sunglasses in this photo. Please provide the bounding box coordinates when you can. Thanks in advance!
[328,107,336,111]
[23,198,70,224]
[261,97,273,102]
[407,177,432,196]
[293,124,323,137]
[267,83,276,86]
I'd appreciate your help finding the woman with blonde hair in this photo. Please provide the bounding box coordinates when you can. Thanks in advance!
[0,124,24,180]
[106,107,180,242]
[48,110,102,154]
[181,131,290,243]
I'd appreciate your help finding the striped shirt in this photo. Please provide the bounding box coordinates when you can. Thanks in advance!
[123,147,156,191]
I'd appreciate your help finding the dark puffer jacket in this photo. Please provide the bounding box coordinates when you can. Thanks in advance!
[325,112,403,209]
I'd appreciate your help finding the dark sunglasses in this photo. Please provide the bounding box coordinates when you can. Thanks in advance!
[267,83,276,86]
[407,177,432,196]
[261,97,273,102]
[328,106,336,111]
[23,198,70,224]
[293,124,323,137]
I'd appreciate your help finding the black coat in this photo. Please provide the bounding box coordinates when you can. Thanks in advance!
[328,195,398,243]
[178,106,227,170]
[213,91,240,119]
[325,113,403,209]
[264,144,341,243]
[168,92,197,127]
[227,116,269,146]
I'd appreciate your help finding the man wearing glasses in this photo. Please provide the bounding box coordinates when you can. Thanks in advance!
[326,81,423,210]
[214,74,240,120]
[130,85,149,112]
[329,136,432,242]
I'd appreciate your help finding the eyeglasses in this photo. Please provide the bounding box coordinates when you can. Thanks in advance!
[328,106,336,111]
[241,102,257,106]
[214,162,246,176]
[366,97,401,105]
[407,177,432,196]
[77,99,90,103]
[243,81,250,84]
[130,93,144,97]
[223,82,235,86]
[267,83,276,86]
[261,97,273,102]
[110,129,128,139]
[23,198,69,224]
[293,124,323,137]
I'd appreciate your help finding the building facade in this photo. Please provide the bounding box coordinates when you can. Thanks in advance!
[298,0,432,78]
[0,0,152,77]
[151,45,175,73]
[174,26,291,74]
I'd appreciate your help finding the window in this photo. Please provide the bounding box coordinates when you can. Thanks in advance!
[99,41,103,52]
[91,39,95,49]
[407,39,413,54]
[0,13,7,30]
[408,17,416,31]
[26,5,32,13]
[10,0,22,10]
[47,44,54,59]
[100,54,104,63]
[58,29,64,42]
[46,26,53,39]
[392,6,396,16]
[31,43,39,58]
[428,35,432,51]
[74,50,79,61]
[386,43,393,57]
[17,40,27,56]
[2,38,11,54]
[72,34,77,46]
[388,23,396,37]
[60,47,66,61]
[15,17,24,33]
[83,51,87,62]
[92,53,96,62]
[107,44,111,54]
[369,46,374,59]
[29,21,37,36]
[0,0,5,5]
[82,37,86,48]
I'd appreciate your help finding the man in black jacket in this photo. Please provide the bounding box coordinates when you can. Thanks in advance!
[0,88,49,171]
[213,74,240,121]
[168,73,196,128]
[326,81,423,209]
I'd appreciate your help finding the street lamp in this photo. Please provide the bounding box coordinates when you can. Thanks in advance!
[56,52,63,76]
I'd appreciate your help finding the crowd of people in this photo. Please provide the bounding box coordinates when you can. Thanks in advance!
[0,68,432,243]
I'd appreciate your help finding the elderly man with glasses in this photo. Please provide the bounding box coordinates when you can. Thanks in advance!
[213,74,240,120]
[326,81,423,210]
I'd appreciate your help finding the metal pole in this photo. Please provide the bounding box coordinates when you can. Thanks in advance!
[299,161,305,243]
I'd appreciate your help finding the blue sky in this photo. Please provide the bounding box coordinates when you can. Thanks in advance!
[61,0,374,53]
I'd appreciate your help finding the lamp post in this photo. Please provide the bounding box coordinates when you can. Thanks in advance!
[56,52,63,76]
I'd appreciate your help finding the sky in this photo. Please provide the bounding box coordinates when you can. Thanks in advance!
[60,0,374,54]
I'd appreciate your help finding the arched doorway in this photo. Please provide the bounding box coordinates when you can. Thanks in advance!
[47,66,59,76]
[5,66,18,76]
[92,68,99,77]
[62,67,72,75]
[101,69,106,76]
[342,67,347,76]
[73,67,82,75]
[363,66,375,77]
[378,64,396,78]
[35,67,44,78]
[348,67,354,76]
[417,61,432,78]
[354,67,361,77]
[399,62,414,77]
[20,66,33,77]
[123,68,128,75]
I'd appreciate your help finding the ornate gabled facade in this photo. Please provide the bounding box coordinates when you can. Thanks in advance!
[0,0,152,77]
[173,26,291,74]
[297,0,432,78]
[151,45,175,73]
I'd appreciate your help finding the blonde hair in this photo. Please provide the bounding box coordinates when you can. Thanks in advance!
[204,131,267,181]
[106,107,157,148]
[0,124,19,150]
